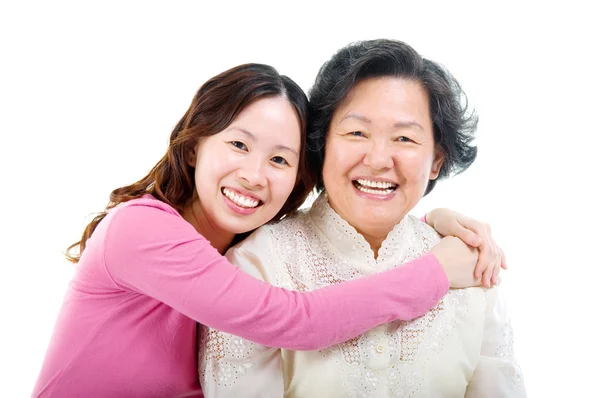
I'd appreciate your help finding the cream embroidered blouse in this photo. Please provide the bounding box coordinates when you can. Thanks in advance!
[198,194,526,397]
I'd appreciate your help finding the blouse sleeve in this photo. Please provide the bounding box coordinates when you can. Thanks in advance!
[102,201,449,350]
[465,286,527,397]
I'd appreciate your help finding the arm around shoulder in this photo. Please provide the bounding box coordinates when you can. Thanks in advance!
[102,203,450,350]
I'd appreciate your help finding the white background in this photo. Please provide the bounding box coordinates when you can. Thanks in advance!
[1,1,598,396]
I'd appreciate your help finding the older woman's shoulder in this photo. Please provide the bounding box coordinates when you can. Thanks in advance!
[228,209,312,251]
[406,214,441,237]
[266,208,312,231]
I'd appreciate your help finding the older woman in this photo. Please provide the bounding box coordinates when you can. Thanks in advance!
[199,39,525,397]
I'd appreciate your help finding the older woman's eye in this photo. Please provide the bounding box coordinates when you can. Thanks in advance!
[271,156,289,166]
[229,141,248,151]
[397,136,413,143]
[348,131,365,137]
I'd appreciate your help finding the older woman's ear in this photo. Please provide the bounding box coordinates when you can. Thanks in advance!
[429,148,445,180]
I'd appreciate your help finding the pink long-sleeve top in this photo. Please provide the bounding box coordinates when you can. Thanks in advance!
[32,196,449,397]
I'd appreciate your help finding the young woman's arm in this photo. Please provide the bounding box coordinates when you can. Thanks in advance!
[102,200,449,351]
[424,208,507,286]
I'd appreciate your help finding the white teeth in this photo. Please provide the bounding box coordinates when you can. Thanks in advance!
[356,179,395,189]
[223,188,260,208]
[356,185,394,195]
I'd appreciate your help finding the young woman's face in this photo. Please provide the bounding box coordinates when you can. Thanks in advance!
[189,96,302,236]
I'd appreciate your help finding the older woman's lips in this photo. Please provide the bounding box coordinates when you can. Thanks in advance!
[352,180,397,200]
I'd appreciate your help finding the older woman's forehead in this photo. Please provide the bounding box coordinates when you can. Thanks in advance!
[328,78,433,133]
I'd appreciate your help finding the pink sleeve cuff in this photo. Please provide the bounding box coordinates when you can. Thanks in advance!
[421,251,450,302]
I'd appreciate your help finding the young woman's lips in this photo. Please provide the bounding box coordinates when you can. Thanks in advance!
[221,187,263,215]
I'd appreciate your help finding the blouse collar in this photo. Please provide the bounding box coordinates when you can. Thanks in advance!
[308,192,412,268]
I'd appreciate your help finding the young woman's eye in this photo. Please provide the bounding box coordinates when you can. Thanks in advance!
[271,156,289,166]
[397,136,413,143]
[229,141,248,151]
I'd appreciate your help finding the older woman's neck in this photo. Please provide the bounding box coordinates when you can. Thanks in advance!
[348,223,394,259]
[361,233,386,259]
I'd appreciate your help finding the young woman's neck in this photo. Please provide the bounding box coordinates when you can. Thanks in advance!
[183,200,235,254]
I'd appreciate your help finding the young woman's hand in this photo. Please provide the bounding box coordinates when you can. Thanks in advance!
[430,236,480,288]
[425,208,507,287]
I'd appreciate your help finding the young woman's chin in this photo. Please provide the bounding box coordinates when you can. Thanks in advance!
[212,192,287,235]
[217,212,276,236]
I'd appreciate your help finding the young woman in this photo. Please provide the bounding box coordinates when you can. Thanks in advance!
[33,63,504,397]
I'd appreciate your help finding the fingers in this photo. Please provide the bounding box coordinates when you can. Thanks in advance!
[476,240,500,287]
[457,226,482,248]
[478,247,504,287]
[474,251,487,279]
[493,248,507,286]
[500,247,508,270]
[437,213,508,287]
[440,217,482,247]
[491,262,500,286]
[456,216,485,236]
[482,261,494,288]
[481,245,503,287]
[474,229,492,278]
[464,220,506,284]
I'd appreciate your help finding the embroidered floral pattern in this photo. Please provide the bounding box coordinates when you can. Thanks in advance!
[198,327,256,387]
[494,323,525,389]
[316,288,472,397]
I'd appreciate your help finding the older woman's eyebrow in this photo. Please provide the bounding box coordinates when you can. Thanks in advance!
[340,113,425,132]
[340,113,372,124]
[394,121,424,132]
[231,127,298,157]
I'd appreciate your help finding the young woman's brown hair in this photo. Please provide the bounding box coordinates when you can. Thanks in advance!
[67,63,315,262]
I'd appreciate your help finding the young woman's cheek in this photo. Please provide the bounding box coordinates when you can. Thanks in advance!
[271,168,298,202]
[219,149,246,175]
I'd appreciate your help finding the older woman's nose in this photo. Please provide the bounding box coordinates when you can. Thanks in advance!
[362,141,394,170]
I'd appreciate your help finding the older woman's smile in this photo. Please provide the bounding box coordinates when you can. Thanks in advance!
[352,178,398,198]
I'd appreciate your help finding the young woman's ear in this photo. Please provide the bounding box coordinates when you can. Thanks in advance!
[187,142,199,168]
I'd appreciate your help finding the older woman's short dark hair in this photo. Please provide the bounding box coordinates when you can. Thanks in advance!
[307,39,478,195]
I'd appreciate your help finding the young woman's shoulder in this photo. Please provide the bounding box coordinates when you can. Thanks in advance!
[98,195,212,282]
[103,195,182,227]
[113,195,180,216]
[100,195,196,248]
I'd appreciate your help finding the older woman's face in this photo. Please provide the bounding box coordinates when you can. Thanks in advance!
[322,77,444,241]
